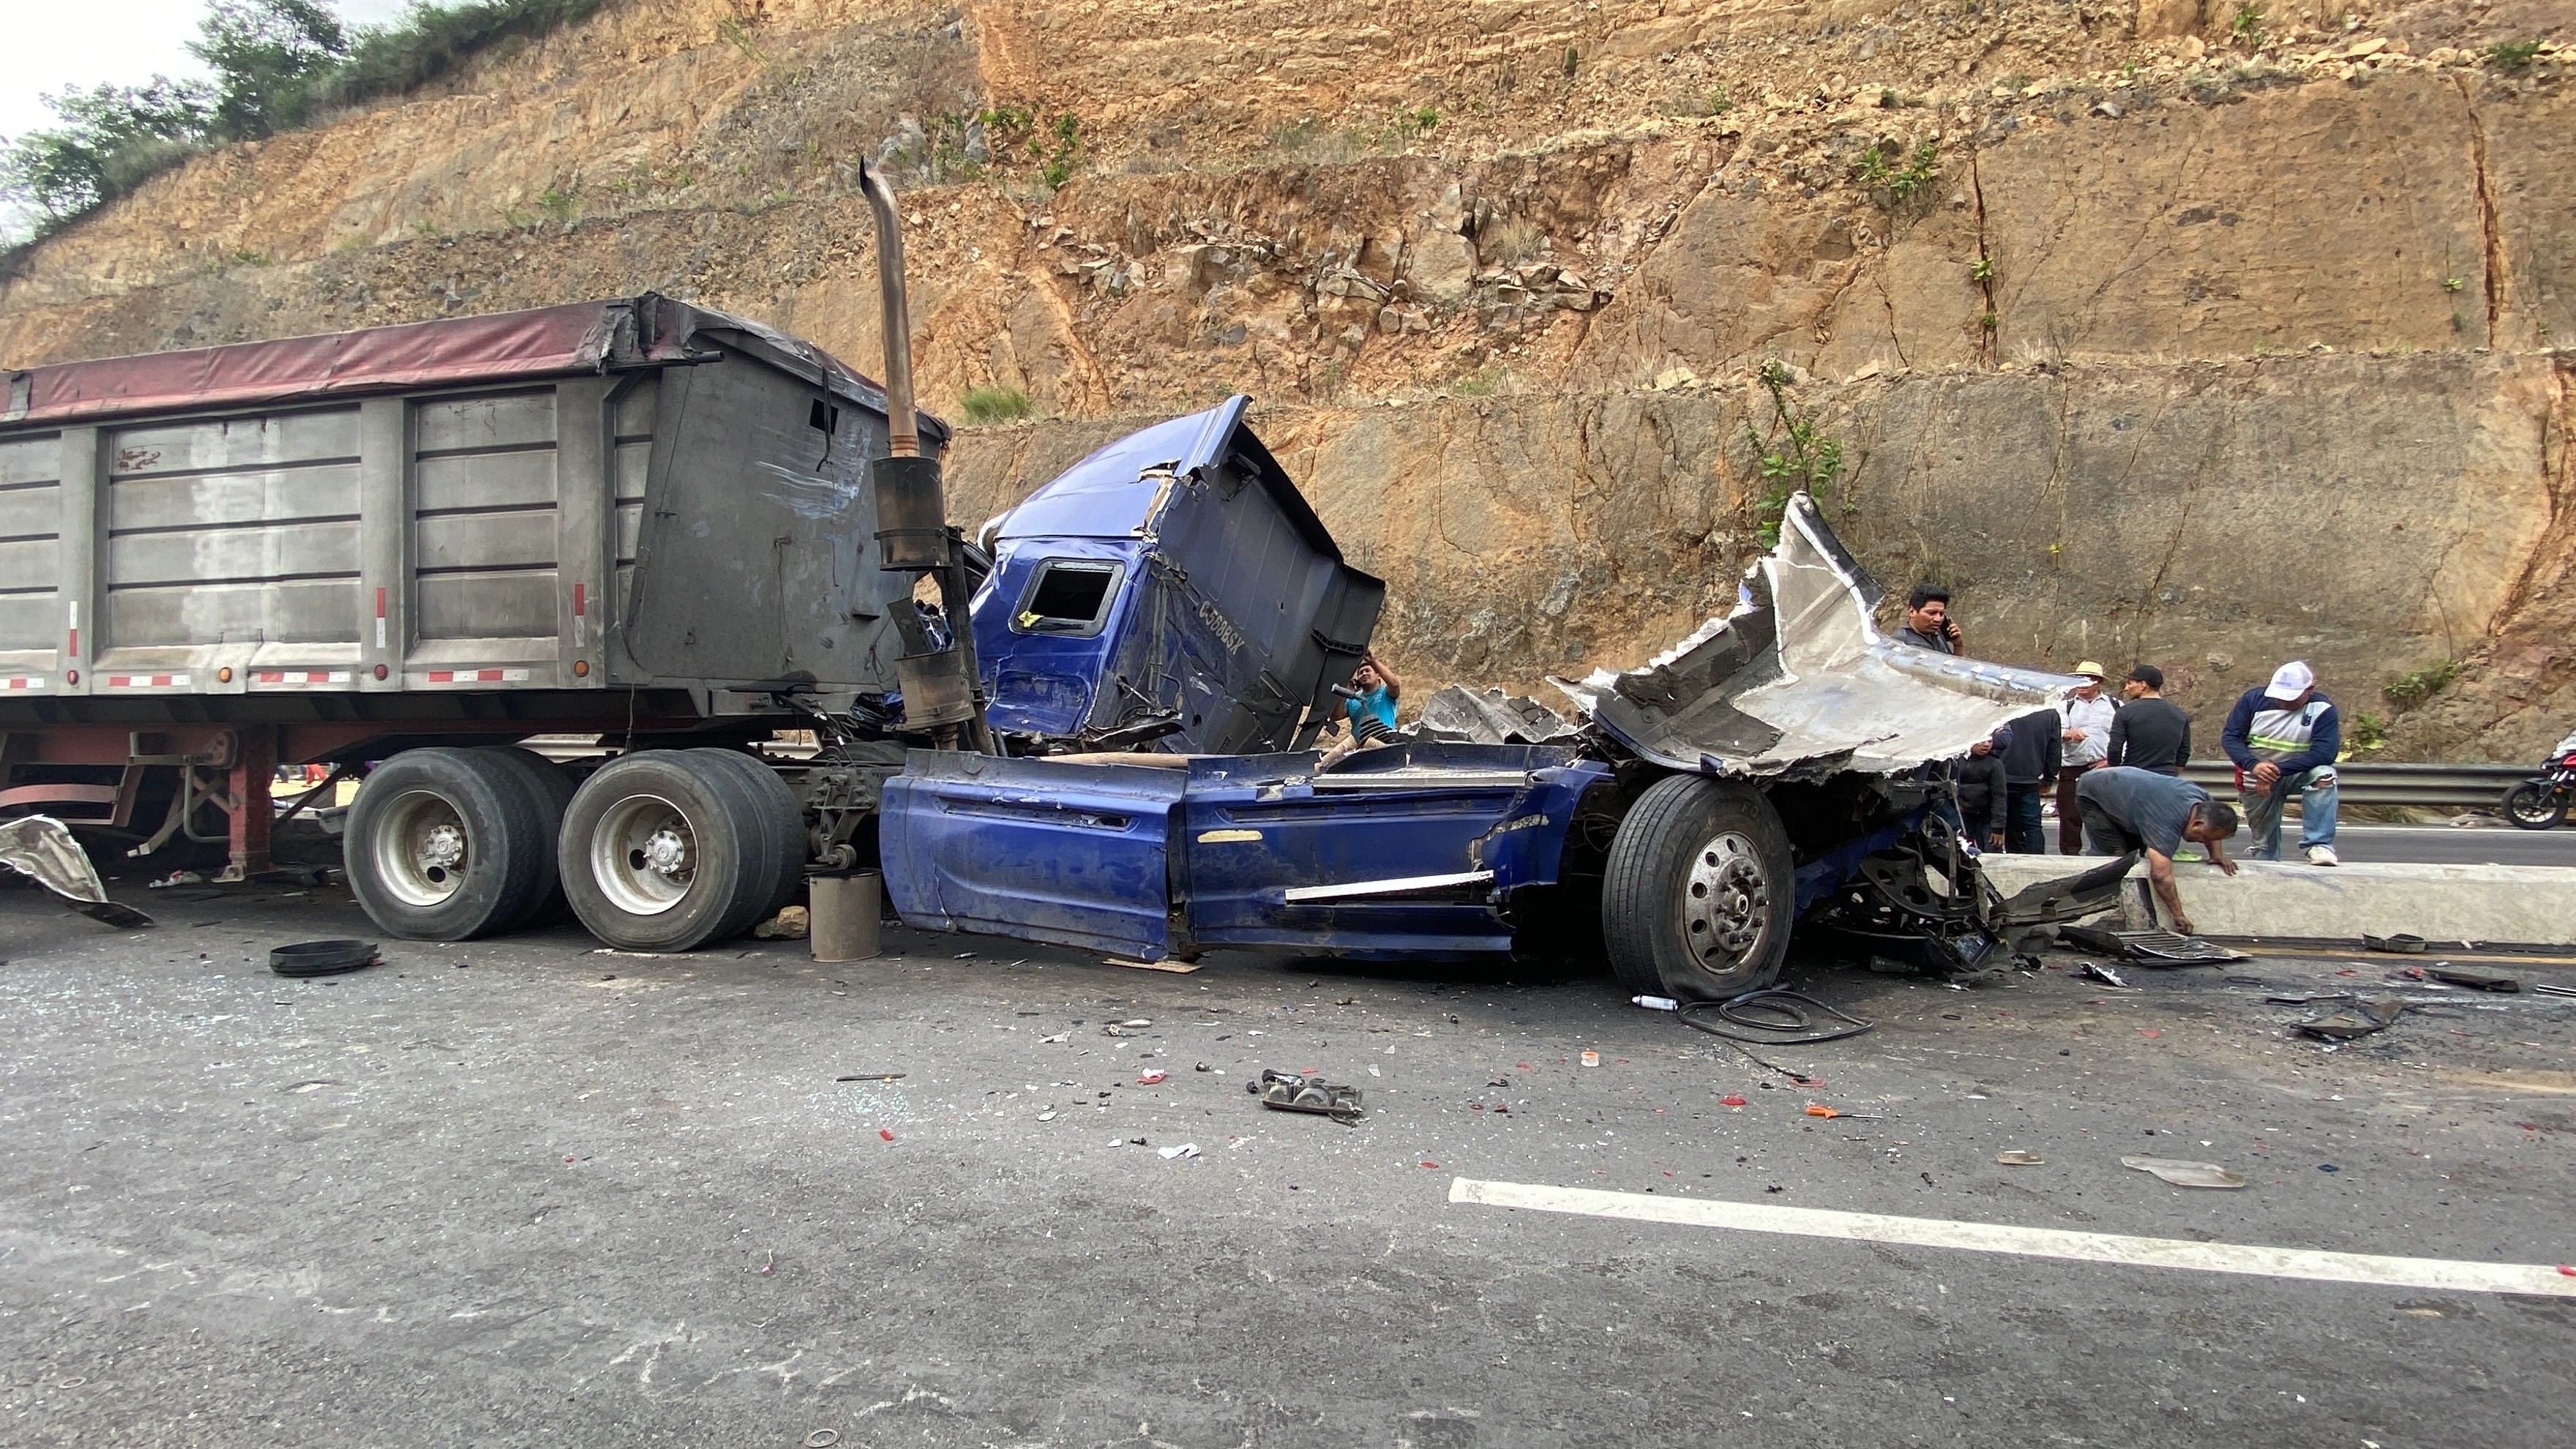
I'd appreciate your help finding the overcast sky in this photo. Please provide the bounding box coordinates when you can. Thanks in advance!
[2,0,418,141]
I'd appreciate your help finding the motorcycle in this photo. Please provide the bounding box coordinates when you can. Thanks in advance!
[2501,749,2576,831]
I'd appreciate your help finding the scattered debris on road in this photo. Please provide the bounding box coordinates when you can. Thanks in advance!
[1996,1150,2045,1166]
[268,939,382,978]
[0,816,155,929]
[1251,1069,1364,1123]
[2365,932,2428,954]
[2294,995,2408,1041]
[754,906,810,939]
[2123,1156,2248,1189]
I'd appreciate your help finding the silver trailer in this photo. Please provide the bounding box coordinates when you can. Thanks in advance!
[3,166,1000,950]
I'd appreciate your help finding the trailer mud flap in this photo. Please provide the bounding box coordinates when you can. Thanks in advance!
[880,752,1186,959]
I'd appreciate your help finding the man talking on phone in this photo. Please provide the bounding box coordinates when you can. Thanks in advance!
[1898,584,1963,655]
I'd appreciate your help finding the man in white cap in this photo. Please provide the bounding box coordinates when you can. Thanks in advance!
[2056,660,2116,853]
[2220,661,2341,865]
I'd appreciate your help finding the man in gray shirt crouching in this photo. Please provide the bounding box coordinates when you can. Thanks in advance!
[2075,765,2242,937]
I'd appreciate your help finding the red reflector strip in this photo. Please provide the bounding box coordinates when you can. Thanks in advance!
[253,670,353,685]
[1,676,43,689]
[375,587,387,618]
[104,673,191,688]
[573,582,586,615]
[424,668,531,684]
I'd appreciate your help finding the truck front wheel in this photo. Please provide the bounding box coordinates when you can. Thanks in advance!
[345,748,551,940]
[1601,774,1795,1002]
[559,751,779,951]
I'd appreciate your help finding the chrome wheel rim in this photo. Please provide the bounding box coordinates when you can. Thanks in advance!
[2506,785,2559,825]
[1681,830,1771,975]
[591,793,697,916]
[374,789,471,909]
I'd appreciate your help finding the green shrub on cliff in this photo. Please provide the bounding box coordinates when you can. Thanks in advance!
[3,0,602,236]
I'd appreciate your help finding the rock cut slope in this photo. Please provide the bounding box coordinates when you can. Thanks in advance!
[2,0,2569,756]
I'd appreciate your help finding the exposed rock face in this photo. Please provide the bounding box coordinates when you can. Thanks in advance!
[1,0,2569,756]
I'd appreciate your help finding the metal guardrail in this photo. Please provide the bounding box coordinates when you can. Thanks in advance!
[2176,760,2528,809]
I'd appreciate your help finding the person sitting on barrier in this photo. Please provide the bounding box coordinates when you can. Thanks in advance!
[2221,660,2342,866]
[2075,765,2241,937]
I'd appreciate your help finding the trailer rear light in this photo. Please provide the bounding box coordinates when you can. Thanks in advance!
[375,664,389,680]
[65,670,78,684]
[574,659,590,677]
[217,666,233,682]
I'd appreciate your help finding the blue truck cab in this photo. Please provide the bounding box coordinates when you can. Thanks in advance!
[970,395,1383,756]
[893,404,2119,999]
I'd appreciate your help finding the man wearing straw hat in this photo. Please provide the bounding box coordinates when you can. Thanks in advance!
[2056,660,2117,855]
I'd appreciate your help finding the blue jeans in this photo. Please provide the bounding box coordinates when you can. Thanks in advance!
[2240,765,2338,859]
[2005,784,2048,853]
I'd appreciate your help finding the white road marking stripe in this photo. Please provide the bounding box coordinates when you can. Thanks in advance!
[1448,1177,2576,1296]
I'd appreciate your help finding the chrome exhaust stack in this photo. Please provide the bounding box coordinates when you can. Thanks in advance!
[858,157,992,752]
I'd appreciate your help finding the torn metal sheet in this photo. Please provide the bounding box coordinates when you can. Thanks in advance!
[0,815,154,929]
[1415,686,1581,745]
[1554,492,2079,779]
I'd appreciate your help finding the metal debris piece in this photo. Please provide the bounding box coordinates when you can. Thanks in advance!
[2113,930,2247,965]
[2294,995,2408,1041]
[0,815,154,929]
[2427,967,2523,993]
[2534,982,2576,999]
[2365,932,2428,954]
[1552,493,2080,781]
[1996,1150,2045,1167]
[2122,1156,2247,1189]
[1247,1068,1363,1123]
[1415,685,1581,744]
[2078,961,2135,989]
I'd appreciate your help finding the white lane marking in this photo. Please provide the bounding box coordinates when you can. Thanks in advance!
[1448,1177,2576,1296]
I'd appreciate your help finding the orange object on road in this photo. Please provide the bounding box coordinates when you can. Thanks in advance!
[1804,1104,1886,1120]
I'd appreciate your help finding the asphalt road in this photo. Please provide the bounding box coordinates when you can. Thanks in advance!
[5,878,2573,1448]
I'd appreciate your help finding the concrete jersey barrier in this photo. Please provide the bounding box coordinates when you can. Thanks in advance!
[1976,853,2576,949]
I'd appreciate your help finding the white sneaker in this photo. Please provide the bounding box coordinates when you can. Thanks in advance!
[2304,845,2340,866]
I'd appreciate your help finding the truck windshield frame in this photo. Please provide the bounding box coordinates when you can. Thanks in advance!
[1011,559,1125,637]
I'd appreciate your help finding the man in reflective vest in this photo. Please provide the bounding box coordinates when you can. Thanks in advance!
[2220,661,2342,866]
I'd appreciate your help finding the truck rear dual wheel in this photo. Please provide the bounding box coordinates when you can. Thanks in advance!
[558,750,801,952]
[345,747,570,940]
[1601,774,1796,1002]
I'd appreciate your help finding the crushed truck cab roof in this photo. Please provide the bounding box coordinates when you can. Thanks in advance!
[1557,492,2080,779]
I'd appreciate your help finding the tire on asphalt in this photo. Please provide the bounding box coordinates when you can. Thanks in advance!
[685,748,806,918]
[344,747,550,941]
[558,750,776,951]
[1600,773,1797,1003]
[473,746,577,929]
[2502,780,2567,831]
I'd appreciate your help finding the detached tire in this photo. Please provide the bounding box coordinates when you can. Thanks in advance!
[345,748,550,940]
[559,751,775,951]
[1600,774,1795,1003]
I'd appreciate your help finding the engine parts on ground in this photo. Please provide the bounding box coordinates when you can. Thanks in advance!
[2294,995,2408,1040]
[1248,1069,1364,1123]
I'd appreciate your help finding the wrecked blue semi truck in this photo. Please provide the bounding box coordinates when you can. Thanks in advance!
[884,471,2123,1000]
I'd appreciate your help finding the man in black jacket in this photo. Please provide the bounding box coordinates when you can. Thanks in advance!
[1955,727,2011,851]
[2108,664,2192,775]
[1998,705,2062,853]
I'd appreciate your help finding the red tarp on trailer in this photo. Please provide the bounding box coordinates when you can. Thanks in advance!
[4,299,656,425]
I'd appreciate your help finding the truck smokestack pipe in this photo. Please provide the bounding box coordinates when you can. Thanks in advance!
[858,158,920,458]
